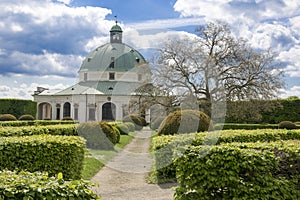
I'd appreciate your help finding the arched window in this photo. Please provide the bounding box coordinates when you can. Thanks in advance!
[102,102,116,121]
[63,102,71,118]
[38,102,52,120]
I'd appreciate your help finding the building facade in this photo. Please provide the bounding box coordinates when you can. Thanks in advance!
[33,22,152,123]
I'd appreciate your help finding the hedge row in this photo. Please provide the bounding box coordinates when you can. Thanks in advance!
[0,170,100,199]
[151,129,300,181]
[175,141,300,199]
[214,123,300,130]
[0,120,76,127]
[0,124,78,137]
[0,135,85,180]
[0,98,37,119]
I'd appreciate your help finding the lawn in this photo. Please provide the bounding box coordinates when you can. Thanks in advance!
[82,133,136,180]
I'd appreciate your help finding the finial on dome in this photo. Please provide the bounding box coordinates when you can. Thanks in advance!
[114,15,118,25]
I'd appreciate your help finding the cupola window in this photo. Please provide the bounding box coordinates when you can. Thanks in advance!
[109,57,115,68]
[84,73,88,81]
[109,72,115,80]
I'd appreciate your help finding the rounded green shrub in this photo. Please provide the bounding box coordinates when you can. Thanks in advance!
[278,121,297,130]
[77,121,120,150]
[0,114,17,121]
[116,123,130,135]
[124,122,135,132]
[62,116,74,121]
[99,122,120,144]
[18,114,35,121]
[150,116,165,130]
[157,110,211,135]
[122,115,144,130]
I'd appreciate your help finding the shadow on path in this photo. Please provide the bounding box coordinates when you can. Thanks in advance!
[91,127,175,200]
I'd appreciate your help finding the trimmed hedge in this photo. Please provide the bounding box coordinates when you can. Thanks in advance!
[151,129,300,182]
[0,98,36,119]
[77,122,120,150]
[214,123,280,130]
[278,121,297,129]
[157,110,211,135]
[19,114,35,120]
[0,135,86,180]
[175,141,300,199]
[0,124,78,137]
[0,170,100,199]
[123,114,145,130]
[150,116,165,130]
[0,120,76,127]
[115,123,130,135]
[0,114,17,121]
[124,122,135,132]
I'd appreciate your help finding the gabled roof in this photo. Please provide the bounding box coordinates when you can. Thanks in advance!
[53,81,145,96]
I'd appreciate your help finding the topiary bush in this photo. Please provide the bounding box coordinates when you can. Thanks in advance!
[278,121,297,130]
[115,123,130,135]
[0,114,17,121]
[78,122,120,150]
[123,114,144,130]
[157,110,211,135]
[18,114,35,121]
[150,116,165,130]
[62,116,74,121]
[124,122,135,132]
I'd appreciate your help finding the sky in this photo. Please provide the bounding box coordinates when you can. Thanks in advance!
[0,0,300,100]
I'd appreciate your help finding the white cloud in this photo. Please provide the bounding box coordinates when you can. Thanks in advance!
[56,0,72,5]
[278,46,300,77]
[279,85,300,98]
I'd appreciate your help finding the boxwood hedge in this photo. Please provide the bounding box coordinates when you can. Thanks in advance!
[175,141,300,199]
[0,124,78,137]
[151,129,300,182]
[0,120,76,127]
[0,135,85,180]
[0,170,100,199]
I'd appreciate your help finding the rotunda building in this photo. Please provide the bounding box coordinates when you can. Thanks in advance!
[33,22,151,122]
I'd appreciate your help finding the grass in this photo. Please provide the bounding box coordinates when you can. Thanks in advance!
[82,133,136,180]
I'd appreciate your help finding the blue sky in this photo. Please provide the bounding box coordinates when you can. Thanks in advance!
[0,0,300,99]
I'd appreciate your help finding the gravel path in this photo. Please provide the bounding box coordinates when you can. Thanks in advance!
[91,127,176,200]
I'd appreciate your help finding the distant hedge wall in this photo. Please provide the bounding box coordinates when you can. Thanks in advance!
[225,98,300,124]
[0,120,76,127]
[0,99,37,119]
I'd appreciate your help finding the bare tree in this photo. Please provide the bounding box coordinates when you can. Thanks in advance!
[152,21,284,117]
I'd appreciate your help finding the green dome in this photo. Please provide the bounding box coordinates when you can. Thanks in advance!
[79,43,147,72]
[110,24,122,32]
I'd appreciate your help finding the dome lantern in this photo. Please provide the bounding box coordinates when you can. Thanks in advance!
[110,20,122,43]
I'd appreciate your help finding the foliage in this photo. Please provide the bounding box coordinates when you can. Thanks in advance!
[214,123,280,130]
[77,122,119,150]
[0,120,76,127]
[122,114,144,130]
[124,122,135,132]
[278,121,297,130]
[0,135,85,180]
[157,110,211,135]
[175,141,300,199]
[62,116,74,121]
[18,114,35,120]
[0,113,17,121]
[0,98,37,119]
[0,124,78,137]
[150,116,165,130]
[115,123,130,135]
[151,129,300,182]
[0,170,100,199]
[226,98,300,124]
[153,22,283,118]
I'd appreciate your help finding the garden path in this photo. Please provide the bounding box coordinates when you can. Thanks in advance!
[91,127,176,200]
